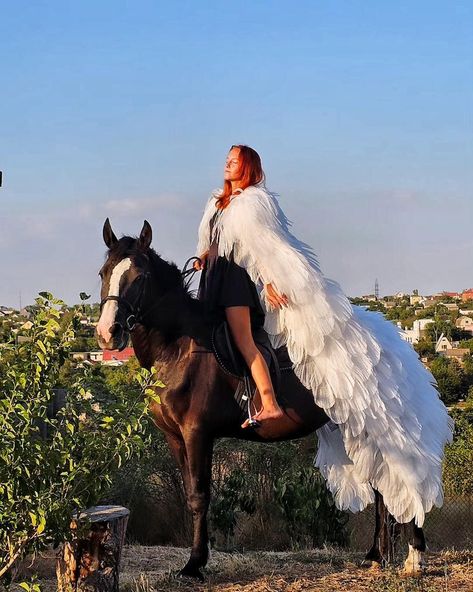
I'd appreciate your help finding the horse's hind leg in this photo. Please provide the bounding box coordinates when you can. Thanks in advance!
[179,430,214,581]
[366,492,426,575]
[403,522,426,576]
[365,490,397,567]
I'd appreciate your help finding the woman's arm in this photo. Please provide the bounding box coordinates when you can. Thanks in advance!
[193,250,209,270]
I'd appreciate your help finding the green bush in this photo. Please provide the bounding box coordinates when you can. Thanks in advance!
[443,410,473,496]
[0,294,161,581]
[210,439,348,549]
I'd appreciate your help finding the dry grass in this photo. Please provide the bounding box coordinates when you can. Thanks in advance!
[19,545,473,592]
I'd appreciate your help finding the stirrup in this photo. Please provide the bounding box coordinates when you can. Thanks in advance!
[246,417,261,429]
[242,373,261,429]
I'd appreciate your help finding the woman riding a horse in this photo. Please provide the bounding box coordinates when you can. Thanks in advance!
[96,145,452,578]
[194,145,284,427]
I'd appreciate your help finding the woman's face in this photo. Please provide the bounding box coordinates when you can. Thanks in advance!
[224,147,242,182]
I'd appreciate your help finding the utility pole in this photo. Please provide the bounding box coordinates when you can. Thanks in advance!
[375,278,379,301]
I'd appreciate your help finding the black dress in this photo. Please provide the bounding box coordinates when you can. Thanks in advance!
[198,210,265,328]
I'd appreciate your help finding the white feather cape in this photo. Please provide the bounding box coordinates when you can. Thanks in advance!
[196,185,453,526]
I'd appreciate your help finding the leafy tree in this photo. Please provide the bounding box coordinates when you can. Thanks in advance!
[68,336,99,352]
[0,293,162,581]
[425,319,453,342]
[459,338,473,353]
[429,357,466,405]
[463,355,473,391]
[414,339,435,358]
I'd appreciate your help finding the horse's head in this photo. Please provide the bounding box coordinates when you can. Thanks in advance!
[96,218,154,351]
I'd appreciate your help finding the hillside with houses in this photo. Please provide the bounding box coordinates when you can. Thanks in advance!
[352,288,473,405]
[2,287,473,405]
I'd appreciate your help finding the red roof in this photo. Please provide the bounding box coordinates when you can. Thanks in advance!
[102,347,135,362]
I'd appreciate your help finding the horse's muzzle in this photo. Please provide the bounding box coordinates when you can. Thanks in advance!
[95,323,129,352]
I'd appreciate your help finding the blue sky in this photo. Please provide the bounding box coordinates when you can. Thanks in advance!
[1,1,472,307]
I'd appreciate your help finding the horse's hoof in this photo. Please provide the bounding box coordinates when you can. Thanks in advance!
[403,546,425,577]
[403,564,424,578]
[178,566,205,582]
[367,561,383,572]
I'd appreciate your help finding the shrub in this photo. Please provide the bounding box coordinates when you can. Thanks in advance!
[210,439,349,549]
[0,294,161,581]
[443,410,473,496]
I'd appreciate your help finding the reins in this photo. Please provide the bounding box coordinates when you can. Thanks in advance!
[181,256,201,290]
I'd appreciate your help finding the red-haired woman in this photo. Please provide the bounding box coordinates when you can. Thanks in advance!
[194,144,452,528]
[195,145,284,427]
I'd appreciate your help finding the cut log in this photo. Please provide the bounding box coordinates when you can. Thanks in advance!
[56,505,129,592]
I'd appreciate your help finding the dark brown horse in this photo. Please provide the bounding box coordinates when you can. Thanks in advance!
[96,220,425,580]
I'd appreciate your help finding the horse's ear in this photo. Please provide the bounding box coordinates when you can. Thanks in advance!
[103,218,118,249]
[139,220,152,250]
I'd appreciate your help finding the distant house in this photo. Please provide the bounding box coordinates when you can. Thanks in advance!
[442,292,461,299]
[435,334,453,352]
[71,352,89,362]
[102,347,135,366]
[462,289,473,302]
[442,303,459,312]
[70,350,104,363]
[422,298,438,308]
[456,316,473,334]
[409,295,424,305]
[442,348,470,364]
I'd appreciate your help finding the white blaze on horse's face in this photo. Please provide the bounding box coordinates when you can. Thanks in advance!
[96,257,132,343]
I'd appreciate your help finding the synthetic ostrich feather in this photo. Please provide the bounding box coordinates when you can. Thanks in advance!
[196,184,453,526]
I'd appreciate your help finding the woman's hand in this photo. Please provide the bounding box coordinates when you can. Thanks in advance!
[265,283,289,309]
[194,251,209,271]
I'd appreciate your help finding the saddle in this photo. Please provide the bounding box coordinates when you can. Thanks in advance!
[211,321,293,396]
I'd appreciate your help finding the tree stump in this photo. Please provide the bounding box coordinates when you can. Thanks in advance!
[56,505,129,592]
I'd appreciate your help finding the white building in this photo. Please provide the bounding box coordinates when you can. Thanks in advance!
[401,318,434,345]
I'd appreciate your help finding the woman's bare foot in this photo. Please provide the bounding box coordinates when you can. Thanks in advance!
[241,405,284,428]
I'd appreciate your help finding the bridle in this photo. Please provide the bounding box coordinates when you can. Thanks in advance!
[100,256,201,335]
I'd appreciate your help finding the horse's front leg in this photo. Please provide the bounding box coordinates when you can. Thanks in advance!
[179,430,214,581]
[165,432,190,495]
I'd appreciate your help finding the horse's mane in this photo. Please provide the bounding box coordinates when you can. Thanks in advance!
[110,236,193,298]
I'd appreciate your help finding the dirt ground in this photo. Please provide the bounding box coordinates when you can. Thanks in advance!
[24,545,473,592]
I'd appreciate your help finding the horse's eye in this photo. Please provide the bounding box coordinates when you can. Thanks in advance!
[98,271,103,279]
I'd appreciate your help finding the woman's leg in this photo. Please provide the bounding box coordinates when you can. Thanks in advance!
[225,306,283,425]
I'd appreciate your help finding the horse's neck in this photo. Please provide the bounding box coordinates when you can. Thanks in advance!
[131,325,193,370]
[132,295,208,364]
